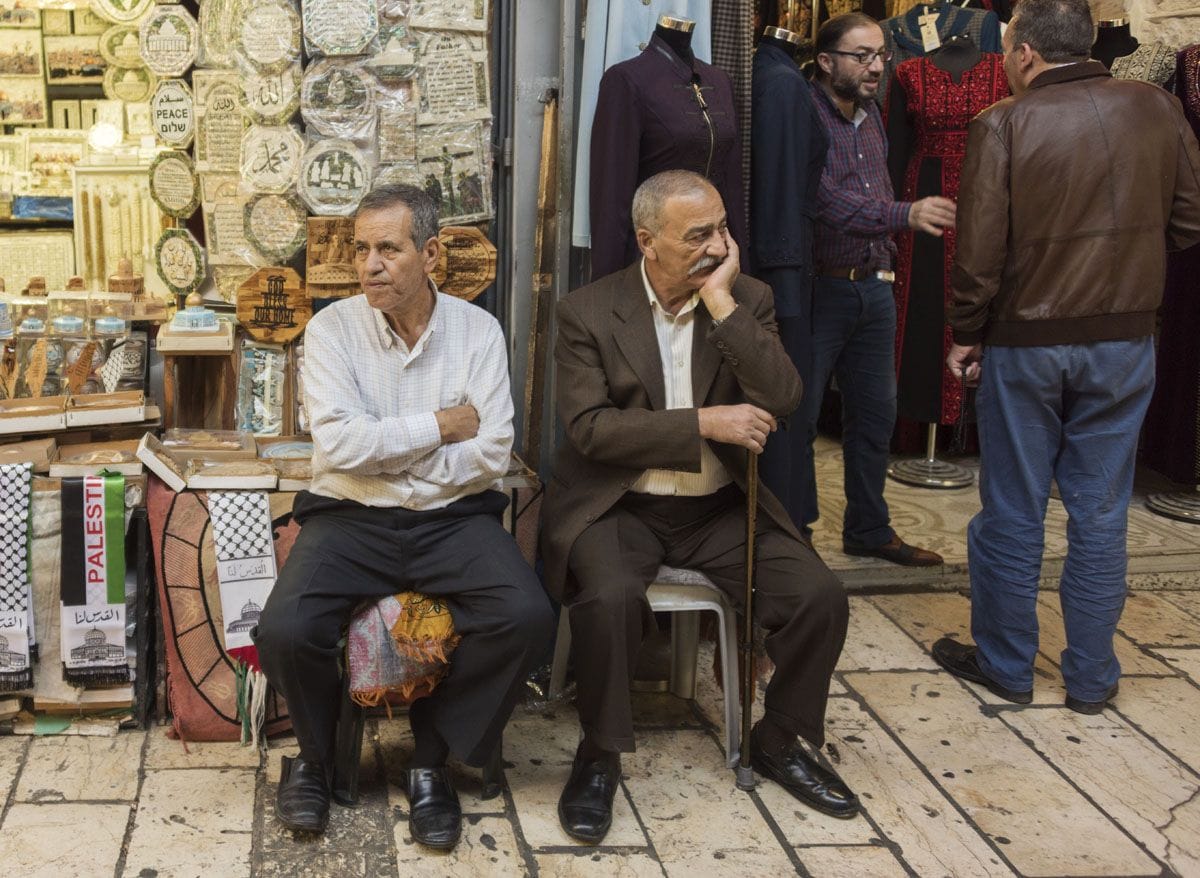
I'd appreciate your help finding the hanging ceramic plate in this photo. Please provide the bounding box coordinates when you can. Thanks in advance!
[240,124,304,194]
[240,62,302,125]
[148,150,200,219]
[300,59,376,137]
[138,3,198,78]
[150,78,194,148]
[234,0,302,74]
[100,24,143,69]
[90,0,154,25]
[103,65,158,103]
[298,139,370,217]
[243,192,308,261]
[303,0,379,57]
[154,227,206,297]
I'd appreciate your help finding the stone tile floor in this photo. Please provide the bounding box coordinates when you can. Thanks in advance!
[4,587,1200,877]
[6,439,1200,877]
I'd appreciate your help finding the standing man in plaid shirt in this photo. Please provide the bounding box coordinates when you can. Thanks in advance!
[798,13,955,565]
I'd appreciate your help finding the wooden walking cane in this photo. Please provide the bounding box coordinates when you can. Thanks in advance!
[736,451,759,791]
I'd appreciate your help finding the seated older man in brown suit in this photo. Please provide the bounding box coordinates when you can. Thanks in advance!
[542,170,857,843]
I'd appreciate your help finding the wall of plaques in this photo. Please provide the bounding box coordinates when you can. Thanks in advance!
[1,0,496,306]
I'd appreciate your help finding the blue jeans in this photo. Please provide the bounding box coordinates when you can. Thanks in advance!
[969,339,1155,701]
[798,277,897,547]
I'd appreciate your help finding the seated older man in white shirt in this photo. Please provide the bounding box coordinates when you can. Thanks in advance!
[253,183,554,849]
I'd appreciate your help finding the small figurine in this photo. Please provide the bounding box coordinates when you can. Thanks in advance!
[171,291,219,331]
[67,276,87,291]
[108,258,145,302]
[24,276,47,297]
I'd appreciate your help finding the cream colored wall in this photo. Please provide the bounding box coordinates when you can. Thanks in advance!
[1089,0,1200,49]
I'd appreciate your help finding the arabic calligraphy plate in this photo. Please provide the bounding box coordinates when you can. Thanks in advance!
[240,124,304,194]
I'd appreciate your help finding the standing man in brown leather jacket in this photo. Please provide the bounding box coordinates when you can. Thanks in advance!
[935,0,1200,713]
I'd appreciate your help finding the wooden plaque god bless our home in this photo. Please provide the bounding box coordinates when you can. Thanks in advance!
[236,267,310,345]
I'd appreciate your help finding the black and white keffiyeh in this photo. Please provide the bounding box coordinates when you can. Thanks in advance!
[0,463,34,692]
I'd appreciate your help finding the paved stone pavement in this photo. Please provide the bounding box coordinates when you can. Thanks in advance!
[3,586,1200,878]
[6,440,1200,877]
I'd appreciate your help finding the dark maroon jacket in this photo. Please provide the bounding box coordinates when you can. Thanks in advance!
[588,34,747,280]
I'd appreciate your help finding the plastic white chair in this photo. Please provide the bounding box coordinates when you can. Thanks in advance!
[548,566,742,767]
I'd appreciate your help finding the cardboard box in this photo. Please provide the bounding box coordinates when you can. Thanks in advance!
[184,458,277,490]
[0,437,57,472]
[159,428,257,464]
[50,438,143,477]
[66,390,146,427]
[0,396,68,435]
[136,432,186,492]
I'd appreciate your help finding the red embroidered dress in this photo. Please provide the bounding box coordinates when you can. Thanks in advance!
[885,53,1008,425]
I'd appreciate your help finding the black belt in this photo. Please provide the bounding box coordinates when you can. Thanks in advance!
[821,266,895,283]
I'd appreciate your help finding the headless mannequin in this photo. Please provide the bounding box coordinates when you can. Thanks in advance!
[1092,21,1139,69]
[654,17,695,63]
[930,33,982,83]
[759,26,803,60]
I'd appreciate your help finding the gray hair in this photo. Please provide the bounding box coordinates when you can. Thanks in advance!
[631,170,718,235]
[357,183,440,249]
[1007,0,1094,63]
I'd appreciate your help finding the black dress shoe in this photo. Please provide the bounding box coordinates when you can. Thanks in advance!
[405,767,462,850]
[932,637,1033,704]
[558,745,621,843]
[749,726,860,819]
[276,755,330,833]
[1065,682,1119,715]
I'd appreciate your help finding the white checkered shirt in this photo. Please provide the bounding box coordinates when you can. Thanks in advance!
[303,290,514,510]
[630,260,731,496]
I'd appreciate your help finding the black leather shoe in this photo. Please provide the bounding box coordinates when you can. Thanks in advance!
[276,755,330,833]
[932,637,1033,704]
[557,745,621,843]
[405,767,462,850]
[1065,682,1119,715]
[749,725,860,819]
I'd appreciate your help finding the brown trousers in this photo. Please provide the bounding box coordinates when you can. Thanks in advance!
[565,484,847,752]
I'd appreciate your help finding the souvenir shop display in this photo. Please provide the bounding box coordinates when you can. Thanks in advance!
[0,0,502,731]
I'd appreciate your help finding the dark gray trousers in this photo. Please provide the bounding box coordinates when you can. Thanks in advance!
[566,484,848,752]
[253,490,555,767]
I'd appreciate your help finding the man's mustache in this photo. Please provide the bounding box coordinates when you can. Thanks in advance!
[688,255,719,277]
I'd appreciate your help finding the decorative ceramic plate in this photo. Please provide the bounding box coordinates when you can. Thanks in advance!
[148,150,200,219]
[234,0,302,74]
[244,192,308,261]
[154,227,206,297]
[90,0,154,25]
[139,3,198,78]
[240,62,302,125]
[150,78,194,148]
[103,64,158,103]
[298,139,370,217]
[100,24,142,69]
[300,59,376,137]
[240,124,304,194]
[303,0,379,57]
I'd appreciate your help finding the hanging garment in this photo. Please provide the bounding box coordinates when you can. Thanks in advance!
[571,0,713,250]
[886,52,1008,425]
[1110,41,1178,89]
[879,5,1001,104]
[711,0,754,216]
[1141,44,1200,484]
[588,34,747,279]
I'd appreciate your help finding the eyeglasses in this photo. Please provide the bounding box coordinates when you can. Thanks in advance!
[827,49,894,65]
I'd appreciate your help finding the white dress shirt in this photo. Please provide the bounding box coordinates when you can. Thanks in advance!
[630,260,731,496]
[303,290,514,510]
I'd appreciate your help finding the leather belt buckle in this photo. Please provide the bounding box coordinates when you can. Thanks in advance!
[874,270,895,283]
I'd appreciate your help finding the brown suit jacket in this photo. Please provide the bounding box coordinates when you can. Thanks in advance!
[540,261,803,600]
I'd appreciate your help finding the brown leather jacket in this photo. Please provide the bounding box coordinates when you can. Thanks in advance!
[950,61,1200,347]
